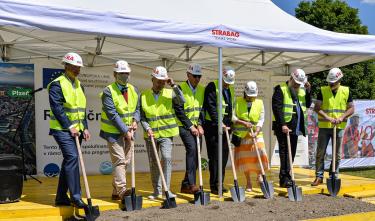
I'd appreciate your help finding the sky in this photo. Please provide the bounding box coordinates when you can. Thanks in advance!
[272,0,375,34]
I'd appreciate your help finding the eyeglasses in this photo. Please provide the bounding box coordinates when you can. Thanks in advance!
[192,75,202,79]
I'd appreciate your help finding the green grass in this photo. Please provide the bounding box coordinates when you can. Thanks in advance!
[341,168,375,179]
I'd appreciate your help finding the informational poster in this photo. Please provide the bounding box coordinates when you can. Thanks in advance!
[0,63,36,174]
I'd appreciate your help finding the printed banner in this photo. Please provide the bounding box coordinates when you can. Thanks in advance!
[307,100,375,169]
[0,63,36,174]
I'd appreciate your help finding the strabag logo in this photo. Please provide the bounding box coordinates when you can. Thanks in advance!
[211,29,240,41]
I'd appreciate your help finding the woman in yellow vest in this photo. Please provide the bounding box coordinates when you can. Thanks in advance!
[140,66,185,199]
[232,81,269,192]
[99,60,140,200]
[311,68,354,186]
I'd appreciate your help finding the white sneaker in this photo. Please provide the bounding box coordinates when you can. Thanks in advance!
[167,191,176,198]
[148,193,162,200]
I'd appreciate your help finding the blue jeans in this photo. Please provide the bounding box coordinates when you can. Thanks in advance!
[315,128,342,178]
[145,137,173,194]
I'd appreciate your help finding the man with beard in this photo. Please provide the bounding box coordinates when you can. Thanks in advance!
[272,69,312,188]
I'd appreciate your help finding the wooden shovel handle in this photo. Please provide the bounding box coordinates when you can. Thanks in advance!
[75,136,91,199]
[225,128,238,180]
[150,136,169,192]
[250,128,266,176]
[197,136,203,187]
[332,126,337,172]
[286,132,295,181]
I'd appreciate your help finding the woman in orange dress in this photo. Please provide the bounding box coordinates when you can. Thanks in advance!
[232,81,269,192]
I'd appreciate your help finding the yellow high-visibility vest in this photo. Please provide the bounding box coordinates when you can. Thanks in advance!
[100,83,138,134]
[318,85,349,129]
[233,97,264,138]
[48,74,86,131]
[141,88,179,138]
[272,82,307,123]
[177,81,204,127]
[205,80,235,121]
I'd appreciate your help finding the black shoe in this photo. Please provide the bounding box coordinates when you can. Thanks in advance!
[71,199,88,209]
[55,200,71,207]
[222,186,228,193]
[210,186,228,195]
[279,180,293,188]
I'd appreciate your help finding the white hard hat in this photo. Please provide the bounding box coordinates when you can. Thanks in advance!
[114,60,131,73]
[223,66,235,84]
[326,68,343,83]
[291,68,306,85]
[151,66,169,80]
[244,81,258,97]
[62,52,83,67]
[187,63,202,75]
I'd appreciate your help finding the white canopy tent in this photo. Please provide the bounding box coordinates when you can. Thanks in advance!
[1,0,375,197]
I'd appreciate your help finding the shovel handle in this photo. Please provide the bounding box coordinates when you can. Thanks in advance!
[197,136,204,188]
[332,126,337,173]
[150,136,169,192]
[225,128,238,180]
[250,129,266,176]
[129,133,136,189]
[286,131,295,181]
[75,136,91,200]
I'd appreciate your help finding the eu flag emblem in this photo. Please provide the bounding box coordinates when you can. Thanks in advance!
[43,68,64,88]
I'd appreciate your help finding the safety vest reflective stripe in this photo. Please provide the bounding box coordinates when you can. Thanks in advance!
[48,74,86,131]
[100,83,138,134]
[141,88,179,138]
[146,114,176,122]
[318,85,349,129]
[233,97,263,138]
[63,107,86,113]
[205,80,235,121]
[177,82,204,126]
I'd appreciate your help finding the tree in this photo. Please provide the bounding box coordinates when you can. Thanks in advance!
[295,0,375,99]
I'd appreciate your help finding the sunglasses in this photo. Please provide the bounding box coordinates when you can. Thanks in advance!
[192,75,202,79]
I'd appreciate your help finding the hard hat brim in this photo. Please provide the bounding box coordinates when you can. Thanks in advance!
[151,73,168,80]
[223,79,235,84]
[245,92,258,97]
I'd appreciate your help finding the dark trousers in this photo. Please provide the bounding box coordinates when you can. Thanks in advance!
[203,124,229,189]
[53,131,83,202]
[275,130,298,183]
[179,127,199,186]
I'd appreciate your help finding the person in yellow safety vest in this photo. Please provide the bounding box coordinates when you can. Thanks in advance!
[311,68,354,186]
[232,81,269,192]
[272,69,312,188]
[99,60,140,201]
[203,66,235,195]
[175,63,205,194]
[49,52,91,209]
[140,66,185,200]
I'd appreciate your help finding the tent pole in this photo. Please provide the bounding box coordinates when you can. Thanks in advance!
[218,47,223,198]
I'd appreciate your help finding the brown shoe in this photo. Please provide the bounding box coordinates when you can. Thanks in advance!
[181,185,200,194]
[111,194,120,200]
[311,177,323,186]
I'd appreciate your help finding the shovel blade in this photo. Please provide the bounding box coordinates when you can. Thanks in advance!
[161,192,177,209]
[327,177,341,197]
[194,190,210,206]
[230,186,246,202]
[287,183,302,202]
[83,205,100,221]
[122,195,143,211]
[260,181,274,199]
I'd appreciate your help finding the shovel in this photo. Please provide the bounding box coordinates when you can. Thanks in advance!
[249,129,274,199]
[194,136,210,205]
[122,133,143,211]
[286,132,302,202]
[150,136,177,209]
[327,125,341,197]
[224,127,245,202]
[75,136,100,221]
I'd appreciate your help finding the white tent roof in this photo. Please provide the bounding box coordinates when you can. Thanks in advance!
[1,0,375,74]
